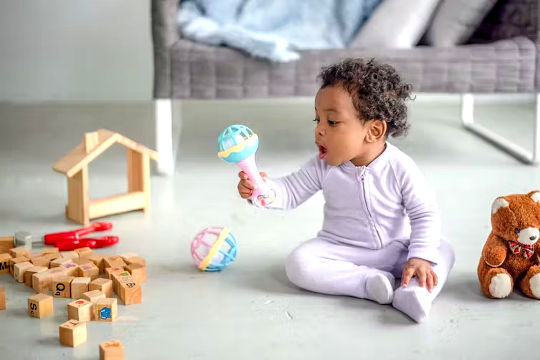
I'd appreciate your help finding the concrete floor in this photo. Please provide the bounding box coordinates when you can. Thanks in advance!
[1,97,540,359]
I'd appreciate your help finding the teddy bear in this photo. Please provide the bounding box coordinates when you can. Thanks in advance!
[478,190,540,299]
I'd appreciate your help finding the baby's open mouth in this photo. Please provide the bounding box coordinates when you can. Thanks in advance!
[318,145,327,159]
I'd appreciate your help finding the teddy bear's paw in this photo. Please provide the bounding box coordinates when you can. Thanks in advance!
[489,273,512,298]
[528,273,540,298]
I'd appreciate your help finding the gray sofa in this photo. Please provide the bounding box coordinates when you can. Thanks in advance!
[151,0,540,174]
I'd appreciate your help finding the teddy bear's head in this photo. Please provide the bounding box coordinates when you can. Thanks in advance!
[491,190,540,245]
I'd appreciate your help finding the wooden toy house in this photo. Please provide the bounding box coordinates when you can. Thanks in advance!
[53,129,160,225]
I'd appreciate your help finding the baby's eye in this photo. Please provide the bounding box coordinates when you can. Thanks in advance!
[313,119,320,124]
[328,121,338,126]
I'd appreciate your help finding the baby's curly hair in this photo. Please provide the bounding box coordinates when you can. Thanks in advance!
[317,58,413,138]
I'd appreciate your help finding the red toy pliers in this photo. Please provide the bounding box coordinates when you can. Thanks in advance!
[44,222,119,251]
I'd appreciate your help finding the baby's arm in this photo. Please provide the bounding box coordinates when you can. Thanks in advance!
[394,157,441,265]
[257,156,329,210]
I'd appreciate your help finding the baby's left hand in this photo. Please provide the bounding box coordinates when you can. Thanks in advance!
[402,258,438,292]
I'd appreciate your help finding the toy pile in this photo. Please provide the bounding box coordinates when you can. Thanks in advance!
[0,222,146,359]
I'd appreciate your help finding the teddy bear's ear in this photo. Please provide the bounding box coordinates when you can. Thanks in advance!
[492,198,509,214]
[529,191,540,203]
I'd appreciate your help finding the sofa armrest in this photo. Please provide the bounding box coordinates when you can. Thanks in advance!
[151,0,180,99]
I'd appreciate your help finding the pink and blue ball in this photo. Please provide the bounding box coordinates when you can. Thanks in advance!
[190,226,238,272]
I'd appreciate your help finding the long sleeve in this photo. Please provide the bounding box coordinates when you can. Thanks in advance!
[393,156,441,265]
[263,155,329,210]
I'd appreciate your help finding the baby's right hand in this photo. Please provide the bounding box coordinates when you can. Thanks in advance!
[238,171,268,199]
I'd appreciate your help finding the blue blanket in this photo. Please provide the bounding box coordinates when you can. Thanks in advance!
[177,0,383,62]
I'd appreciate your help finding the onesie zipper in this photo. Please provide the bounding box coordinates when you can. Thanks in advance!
[358,167,382,249]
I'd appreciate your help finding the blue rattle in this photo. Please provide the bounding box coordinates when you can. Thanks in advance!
[217,125,275,207]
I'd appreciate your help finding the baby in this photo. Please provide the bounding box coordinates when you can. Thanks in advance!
[237,58,455,323]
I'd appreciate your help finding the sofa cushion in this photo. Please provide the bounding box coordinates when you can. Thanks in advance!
[349,0,443,48]
[424,0,499,46]
[170,37,535,98]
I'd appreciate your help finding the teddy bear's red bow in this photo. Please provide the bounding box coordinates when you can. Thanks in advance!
[508,241,535,259]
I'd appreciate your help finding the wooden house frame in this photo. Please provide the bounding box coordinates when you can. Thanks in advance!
[53,129,160,225]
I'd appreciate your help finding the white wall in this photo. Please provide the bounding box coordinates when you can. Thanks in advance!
[0,1,153,102]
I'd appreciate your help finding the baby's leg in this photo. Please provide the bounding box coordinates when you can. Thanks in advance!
[392,237,456,323]
[285,238,404,304]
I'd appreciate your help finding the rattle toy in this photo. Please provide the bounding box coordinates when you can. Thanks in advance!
[217,125,275,207]
[190,226,238,272]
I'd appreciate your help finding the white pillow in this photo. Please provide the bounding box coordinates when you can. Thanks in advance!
[350,0,443,48]
[424,0,499,46]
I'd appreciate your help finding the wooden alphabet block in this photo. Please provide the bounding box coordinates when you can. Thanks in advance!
[88,254,105,274]
[78,263,99,280]
[32,271,53,293]
[83,290,106,303]
[0,287,5,310]
[124,256,146,267]
[75,247,93,261]
[105,267,125,280]
[31,256,50,268]
[45,252,62,261]
[61,251,79,260]
[71,277,91,299]
[51,257,73,268]
[10,256,29,276]
[25,266,47,286]
[14,262,33,282]
[126,263,146,283]
[103,256,127,269]
[119,252,138,261]
[60,262,79,277]
[73,257,92,266]
[41,248,59,255]
[28,293,53,318]
[94,298,117,322]
[10,246,29,258]
[59,319,87,347]
[117,276,141,305]
[0,236,14,255]
[75,247,92,254]
[89,278,113,298]
[67,299,93,322]
[99,340,125,360]
[0,253,12,274]
[112,271,131,294]
[53,276,74,298]
[48,267,67,279]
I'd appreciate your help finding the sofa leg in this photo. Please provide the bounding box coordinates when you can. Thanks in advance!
[461,93,539,165]
[155,99,175,175]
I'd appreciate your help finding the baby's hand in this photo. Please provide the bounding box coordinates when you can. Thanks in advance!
[237,171,268,199]
[401,258,438,292]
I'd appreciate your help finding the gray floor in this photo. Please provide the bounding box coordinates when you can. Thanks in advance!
[1,98,540,359]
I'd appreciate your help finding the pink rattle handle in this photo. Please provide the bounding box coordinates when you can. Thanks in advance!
[237,154,275,206]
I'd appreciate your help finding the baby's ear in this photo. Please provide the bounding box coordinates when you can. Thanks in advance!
[366,120,386,143]
[492,197,509,214]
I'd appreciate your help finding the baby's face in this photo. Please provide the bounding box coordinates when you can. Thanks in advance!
[314,85,370,166]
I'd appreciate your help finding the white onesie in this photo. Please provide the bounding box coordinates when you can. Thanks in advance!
[260,142,456,322]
